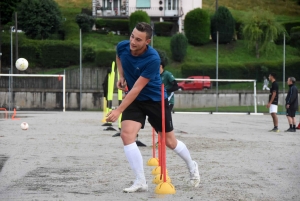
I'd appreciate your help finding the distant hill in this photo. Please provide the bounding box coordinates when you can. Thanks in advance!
[203,0,300,17]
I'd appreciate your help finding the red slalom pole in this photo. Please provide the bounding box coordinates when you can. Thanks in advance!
[161,83,166,183]
[152,128,156,158]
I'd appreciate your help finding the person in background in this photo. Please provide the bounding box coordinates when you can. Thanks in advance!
[263,76,270,90]
[284,77,298,132]
[267,73,279,132]
[158,51,178,112]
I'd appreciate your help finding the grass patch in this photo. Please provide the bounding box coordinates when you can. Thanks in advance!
[203,0,300,18]
[211,81,290,90]
[174,105,290,113]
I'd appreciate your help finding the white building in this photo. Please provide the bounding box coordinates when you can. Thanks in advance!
[92,0,202,33]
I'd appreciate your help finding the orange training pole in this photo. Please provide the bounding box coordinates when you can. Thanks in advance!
[152,128,156,158]
[161,84,166,182]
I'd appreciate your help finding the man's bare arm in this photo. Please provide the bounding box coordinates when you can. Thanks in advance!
[106,76,150,122]
[269,91,276,104]
[116,55,126,90]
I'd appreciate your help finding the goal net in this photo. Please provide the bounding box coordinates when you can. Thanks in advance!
[174,78,260,114]
[0,74,66,113]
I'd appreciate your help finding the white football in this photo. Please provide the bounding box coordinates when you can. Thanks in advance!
[21,122,29,130]
[15,58,29,71]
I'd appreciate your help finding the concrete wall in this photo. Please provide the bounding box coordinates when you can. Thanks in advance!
[175,93,283,108]
[1,91,298,111]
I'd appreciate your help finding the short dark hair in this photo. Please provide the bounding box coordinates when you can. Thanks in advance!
[289,77,296,84]
[269,72,276,79]
[135,22,153,39]
[157,49,168,68]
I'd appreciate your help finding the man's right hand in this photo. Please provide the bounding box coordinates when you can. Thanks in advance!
[117,78,127,91]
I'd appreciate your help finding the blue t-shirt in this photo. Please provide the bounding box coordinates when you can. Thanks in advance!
[117,40,167,101]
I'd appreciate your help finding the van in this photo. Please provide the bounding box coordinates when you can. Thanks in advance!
[177,76,211,91]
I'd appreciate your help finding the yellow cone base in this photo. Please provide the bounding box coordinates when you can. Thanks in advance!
[151,166,168,175]
[152,174,171,184]
[155,182,176,194]
[147,158,159,166]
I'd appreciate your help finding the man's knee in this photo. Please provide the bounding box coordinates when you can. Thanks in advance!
[165,132,177,149]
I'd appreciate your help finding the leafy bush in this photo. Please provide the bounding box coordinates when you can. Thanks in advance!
[83,46,96,62]
[39,41,79,68]
[95,49,116,67]
[170,33,188,62]
[95,19,129,35]
[95,18,107,28]
[290,26,300,49]
[211,6,235,44]
[234,16,244,40]
[154,22,174,36]
[75,13,95,33]
[242,8,285,58]
[180,59,300,80]
[17,0,62,39]
[184,8,210,45]
[105,19,130,35]
[281,20,300,34]
[129,10,150,33]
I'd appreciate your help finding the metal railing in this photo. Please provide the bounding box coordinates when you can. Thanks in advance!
[96,6,182,17]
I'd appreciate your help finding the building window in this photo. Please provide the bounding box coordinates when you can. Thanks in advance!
[136,0,150,8]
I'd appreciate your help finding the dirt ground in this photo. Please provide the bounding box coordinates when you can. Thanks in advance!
[0,111,299,201]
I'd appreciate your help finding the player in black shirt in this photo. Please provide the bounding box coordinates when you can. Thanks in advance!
[285,77,298,132]
[267,73,279,132]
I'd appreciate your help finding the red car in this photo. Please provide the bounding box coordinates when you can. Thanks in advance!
[177,76,211,91]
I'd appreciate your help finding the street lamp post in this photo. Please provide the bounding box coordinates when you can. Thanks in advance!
[9,26,14,113]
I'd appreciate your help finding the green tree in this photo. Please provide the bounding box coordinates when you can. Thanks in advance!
[75,13,95,33]
[184,8,210,45]
[128,10,150,33]
[242,7,285,58]
[290,26,300,50]
[211,6,235,44]
[17,0,62,39]
[0,0,22,26]
[170,33,188,62]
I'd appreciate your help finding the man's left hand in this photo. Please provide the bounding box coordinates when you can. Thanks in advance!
[106,109,121,122]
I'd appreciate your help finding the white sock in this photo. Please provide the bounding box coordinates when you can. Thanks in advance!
[124,142,146,183]
[173,140,195,171]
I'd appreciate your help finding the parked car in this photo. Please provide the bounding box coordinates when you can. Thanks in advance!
[177,76,211,91]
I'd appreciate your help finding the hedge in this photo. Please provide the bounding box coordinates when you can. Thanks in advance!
[154,22,174,36]
[95,18,130,35]
[95,49,116,67]
[180,59,300,81]
[281,20,300,34]
[1,39,80,68]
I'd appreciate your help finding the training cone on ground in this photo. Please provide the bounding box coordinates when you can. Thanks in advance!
[147,157,159,166]
[297,123,300,129]
[155,181,176,194]
[151,166,168,175]
[147,128,158,166]
[153,174,171,184]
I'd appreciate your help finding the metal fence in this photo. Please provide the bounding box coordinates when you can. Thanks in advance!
[0,67,109,92]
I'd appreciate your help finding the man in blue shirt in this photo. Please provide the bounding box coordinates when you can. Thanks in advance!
[106,22,200,193]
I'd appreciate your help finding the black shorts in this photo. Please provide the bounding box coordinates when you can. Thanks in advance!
[121,99,174,132]
[286,109,296,117]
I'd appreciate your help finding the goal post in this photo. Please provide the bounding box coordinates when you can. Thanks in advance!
[0,74,66,112]
[175,78,257,114]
